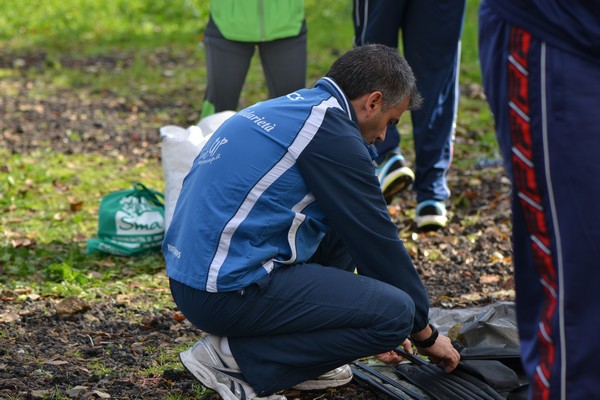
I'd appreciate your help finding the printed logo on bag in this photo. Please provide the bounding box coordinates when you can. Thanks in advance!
[115,195,164,235]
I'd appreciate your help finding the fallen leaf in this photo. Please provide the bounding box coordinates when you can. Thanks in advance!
[93,389,111,398]
[460,293,482,302]
[467,190,480,202]
[53,178,70,192]
[4,230,23,238]
[11,238,35,248]
[69,198,84,212]
[173,312,186,322]
[0,311,20,323]
[45,360,69,366]
[18,104,44,113]
[488,289,515,299]
[55,296,91,318]
[479,274,500,284]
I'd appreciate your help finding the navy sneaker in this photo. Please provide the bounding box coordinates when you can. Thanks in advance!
[376,153,415,204]
[415,200,448,230]
[180,336,286,400]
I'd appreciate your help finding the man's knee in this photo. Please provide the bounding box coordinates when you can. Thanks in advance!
[373,288,415,341]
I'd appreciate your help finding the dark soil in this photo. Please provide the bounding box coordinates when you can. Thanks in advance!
[0,51,514,399]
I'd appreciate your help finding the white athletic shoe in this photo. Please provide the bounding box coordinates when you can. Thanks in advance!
[292,364,353,390]
[180,336,286,400]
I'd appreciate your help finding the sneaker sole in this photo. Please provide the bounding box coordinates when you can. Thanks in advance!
[292,374,353,391]
[179,349,245,400]
[415,214,448,229]
[381,166,414,203]
[292,365,353,391]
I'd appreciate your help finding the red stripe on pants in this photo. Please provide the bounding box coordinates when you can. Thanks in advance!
[508,27,557,400]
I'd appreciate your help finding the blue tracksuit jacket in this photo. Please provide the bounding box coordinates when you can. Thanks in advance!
[163,77,430,331]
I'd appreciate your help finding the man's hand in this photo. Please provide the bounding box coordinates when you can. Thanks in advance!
[414,334,461,373]
[376,338,413,364]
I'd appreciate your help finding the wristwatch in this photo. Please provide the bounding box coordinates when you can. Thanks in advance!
[410,323,439,348]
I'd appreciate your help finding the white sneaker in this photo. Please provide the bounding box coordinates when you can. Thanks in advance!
[180,336,286,400]
[292,364,353,390]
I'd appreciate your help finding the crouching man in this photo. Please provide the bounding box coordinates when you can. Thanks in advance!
[163,44,461,400]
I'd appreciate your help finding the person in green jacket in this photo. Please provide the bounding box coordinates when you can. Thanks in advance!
[200,0,307,119]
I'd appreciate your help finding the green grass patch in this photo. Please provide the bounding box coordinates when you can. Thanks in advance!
[0,149,162,241]
[1,0,496,301]
[0,0,208,55]
[0,148,166,297]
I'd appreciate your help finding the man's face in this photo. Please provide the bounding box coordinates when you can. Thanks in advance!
[357,97,410,145]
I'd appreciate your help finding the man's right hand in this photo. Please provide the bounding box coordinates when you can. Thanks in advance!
[414,333,461,373]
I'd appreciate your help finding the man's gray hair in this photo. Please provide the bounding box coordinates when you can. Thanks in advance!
[326,44,422,111]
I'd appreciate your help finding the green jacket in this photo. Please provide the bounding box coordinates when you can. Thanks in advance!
[210,0,305,42]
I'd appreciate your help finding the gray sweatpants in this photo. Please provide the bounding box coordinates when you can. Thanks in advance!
[201,21,307,118]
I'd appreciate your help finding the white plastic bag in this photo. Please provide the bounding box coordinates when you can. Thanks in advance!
[159,111,236,230]
[197,110,236,137]
[159,124,206,230]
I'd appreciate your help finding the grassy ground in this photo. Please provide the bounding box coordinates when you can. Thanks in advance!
[0,1,499,390]
[1,0,493,290]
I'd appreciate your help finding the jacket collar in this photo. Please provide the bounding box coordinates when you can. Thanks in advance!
[315,77,357,123]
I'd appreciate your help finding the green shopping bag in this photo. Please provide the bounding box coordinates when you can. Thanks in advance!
[86,183,165,256]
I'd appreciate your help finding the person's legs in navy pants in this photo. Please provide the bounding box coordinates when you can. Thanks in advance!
[352,0,465,220]
[170,231,416,395]
[402,0,465,204]
[479,2,600,397]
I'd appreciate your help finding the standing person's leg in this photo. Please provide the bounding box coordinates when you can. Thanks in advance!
[541,44,600,400]
[352,0,404,160]
[352,0,403,49]
[402,0,465,228]
[200,18,256,119]
[479,7,543,396]
[477,4,512,177]
[479,3,600,398]
[352,0,415,201]
[171,263,415,396]
[258,27,307,99]
[479,8,545,398]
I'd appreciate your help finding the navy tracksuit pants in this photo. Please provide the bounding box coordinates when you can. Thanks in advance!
[479,2,600,399]
[170,231,416,395]
[353,0,465,203]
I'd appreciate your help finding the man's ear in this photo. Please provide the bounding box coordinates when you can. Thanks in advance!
[366,91,383,113]
[350,91,384,121]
